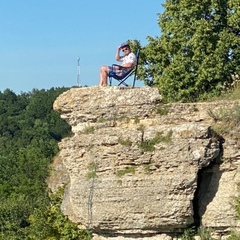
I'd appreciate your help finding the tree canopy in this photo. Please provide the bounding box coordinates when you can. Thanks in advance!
[0,88,91,239]
[136,0,240,102]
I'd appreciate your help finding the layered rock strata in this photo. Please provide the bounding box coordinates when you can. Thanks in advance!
[51,86,240,239]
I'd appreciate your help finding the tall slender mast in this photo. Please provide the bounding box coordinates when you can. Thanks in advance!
[77,57,80,87]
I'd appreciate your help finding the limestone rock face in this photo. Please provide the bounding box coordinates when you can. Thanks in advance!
[51,86,240,239]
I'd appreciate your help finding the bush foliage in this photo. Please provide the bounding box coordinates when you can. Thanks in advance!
[0,88,91,239]
[130,0,240,102]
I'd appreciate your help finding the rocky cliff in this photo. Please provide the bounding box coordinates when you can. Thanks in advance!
[51,86,240,239]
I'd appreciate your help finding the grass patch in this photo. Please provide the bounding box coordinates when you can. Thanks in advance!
[227,231,240,240]
[97,117,107,123]
[108,115,130,125]
[118,137,132,147]
[137,124,145,133]
[230,84,240,100]
[134,116,140,124]
[156,105,170,115]
[233,184,240,219]
[181,227,213,240]
[181,227,196,240]
[87,162,97,179]
[138,130,173,152]
[227,184,240,239]
[206,83,240,101]
[82,125,95,134]
[116,166,136,177]
[118,115,130,122]
[116,179,122,185]
[208,104,240,136]
[197,227,213,240]
[87,171,97,179]
[190,105,199,112]
[138,139,156,152]
[143,163,152,174]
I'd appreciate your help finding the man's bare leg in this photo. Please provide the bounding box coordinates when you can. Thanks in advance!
[99,66,109,86]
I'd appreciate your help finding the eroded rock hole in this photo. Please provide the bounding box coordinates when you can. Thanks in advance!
[193,159,223,228]
[192,127,224,229]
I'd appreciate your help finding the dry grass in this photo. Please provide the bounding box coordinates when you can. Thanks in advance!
[208,103,240,139]
[207,84,240,102]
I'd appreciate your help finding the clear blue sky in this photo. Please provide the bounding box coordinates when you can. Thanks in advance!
[0,1,165,94]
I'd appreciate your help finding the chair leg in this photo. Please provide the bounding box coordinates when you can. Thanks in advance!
[132,76,136,88]
[118,80,128,87]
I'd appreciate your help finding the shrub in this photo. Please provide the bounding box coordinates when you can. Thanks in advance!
[82,125,95,134]
[197,226,213,240]
[116,166,136,177]
[134,116,140,124]
[156,105,170,115]
[97,117,107,123]
[227,231,240,240]
[181,227,195,240]
[87,162,97,179]
[118,137,132,147]
[208,104,240,136]
[138,130,172,152]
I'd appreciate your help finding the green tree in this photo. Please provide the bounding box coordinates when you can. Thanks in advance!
[139,0,240,102]
[23,188,92,240]
[0,87,87,239]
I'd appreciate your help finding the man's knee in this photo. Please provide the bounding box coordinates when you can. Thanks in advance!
[101,66,108,74]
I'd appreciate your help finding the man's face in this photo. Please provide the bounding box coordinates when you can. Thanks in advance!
[122,46,130,54]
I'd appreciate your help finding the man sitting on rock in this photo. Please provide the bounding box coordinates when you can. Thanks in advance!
[99,42,137,86]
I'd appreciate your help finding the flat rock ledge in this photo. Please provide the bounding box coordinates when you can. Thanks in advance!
[51,86,240,240]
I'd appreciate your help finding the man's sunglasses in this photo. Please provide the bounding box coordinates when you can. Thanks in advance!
[122,48,129,52]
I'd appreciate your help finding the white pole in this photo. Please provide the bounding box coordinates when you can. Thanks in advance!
[77,57,80,87]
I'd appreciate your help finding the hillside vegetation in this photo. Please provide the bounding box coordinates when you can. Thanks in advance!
[0,88,91,239]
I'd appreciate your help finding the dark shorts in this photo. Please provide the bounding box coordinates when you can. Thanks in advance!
[109,66,125,76]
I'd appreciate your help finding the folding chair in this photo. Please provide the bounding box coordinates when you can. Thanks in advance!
[109,48,140,88]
